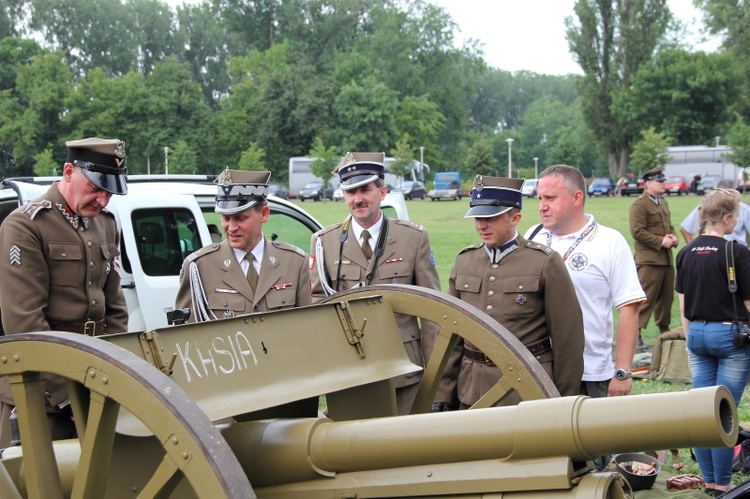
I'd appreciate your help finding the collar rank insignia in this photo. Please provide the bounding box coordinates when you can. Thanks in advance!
[515,294,527,305]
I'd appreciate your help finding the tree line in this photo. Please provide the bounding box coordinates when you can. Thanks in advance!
[0,0,748,184]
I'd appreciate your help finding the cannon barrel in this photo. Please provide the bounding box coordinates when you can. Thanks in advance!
[221,386,736,487]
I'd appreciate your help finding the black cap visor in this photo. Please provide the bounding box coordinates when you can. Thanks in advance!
[340,173,381,190]
[81,169,128,195]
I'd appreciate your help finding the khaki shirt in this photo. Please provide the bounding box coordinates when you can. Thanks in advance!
[310,215,441,388]
[0,183,128,408]
[175,237,311,321]
[437,237,585,405]
[629,194,675,266]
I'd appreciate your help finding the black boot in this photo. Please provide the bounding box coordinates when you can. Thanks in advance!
[636,333,648,352]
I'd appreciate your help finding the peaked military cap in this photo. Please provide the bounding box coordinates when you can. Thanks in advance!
[214,168,271,215]
[641,167,667,182]
[334,152,386,191]
[465,175,524,218]
[66,137,128,195]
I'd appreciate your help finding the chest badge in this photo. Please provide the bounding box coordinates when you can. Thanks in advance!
[515,294,527,305]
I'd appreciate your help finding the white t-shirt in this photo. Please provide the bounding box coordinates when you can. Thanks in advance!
[525,215,646,381]
[681,202,750,245]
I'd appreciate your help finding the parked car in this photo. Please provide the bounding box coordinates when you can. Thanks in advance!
[696,175,722,195]
[267,183,290,199]
[298,181,334,201]
[333,187,344,201]
[401,180,426,200]
[521,179,539,198]
[588,178,615,197]
[664,176,688,196]
[618,177,644,196]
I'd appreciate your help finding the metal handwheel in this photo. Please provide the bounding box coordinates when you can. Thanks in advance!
[321,284,559,413]
[0,332,253,498]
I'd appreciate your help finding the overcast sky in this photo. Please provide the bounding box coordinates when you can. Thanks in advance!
[430,0,723,75]
[167,0,723,76]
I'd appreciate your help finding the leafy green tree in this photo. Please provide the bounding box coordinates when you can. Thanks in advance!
[566,0,671,178]
[237,142,266,171]
[465,138,496,178]
[307,137,338,193]
[726,117,750,173]
[629,127,673,172]
[328,75,399,152]
[32,147,56,175]
[389,134,415,180]
[1,0,31,39]
[0,37,42,91]
[393,95,445,169]
[547,128,582,169]
[169,139,199,174]
[617,48,739,146]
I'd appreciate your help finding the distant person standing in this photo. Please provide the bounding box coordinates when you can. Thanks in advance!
[680,179,750,246]
[629,167,679,350]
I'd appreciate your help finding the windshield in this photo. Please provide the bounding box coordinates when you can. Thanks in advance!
[304,183,322,189]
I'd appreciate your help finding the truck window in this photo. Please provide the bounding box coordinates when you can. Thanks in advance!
[131,208,201,276]
[202,208,318,252]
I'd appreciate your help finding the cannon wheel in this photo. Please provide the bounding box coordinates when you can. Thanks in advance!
[0,331,254,498]
[321,284,560,414]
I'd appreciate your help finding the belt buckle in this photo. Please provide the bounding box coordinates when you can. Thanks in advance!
[83,320,97,337]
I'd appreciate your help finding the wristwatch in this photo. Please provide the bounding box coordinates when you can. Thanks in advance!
[615,368,632,381]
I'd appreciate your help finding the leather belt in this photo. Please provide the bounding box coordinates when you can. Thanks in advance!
[464,337,552,366]
[48,319,107,337]
[693,319,749,326]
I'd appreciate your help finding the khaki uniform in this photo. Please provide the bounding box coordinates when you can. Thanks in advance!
[0,184,128,443]
[629,194,675,331]
[436,237,584,406]
[175,237,311,320]
[310,215,441,413]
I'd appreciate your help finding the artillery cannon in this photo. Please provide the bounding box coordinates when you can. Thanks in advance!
[0,285,738,498]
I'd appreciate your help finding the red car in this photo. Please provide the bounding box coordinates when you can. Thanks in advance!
[664,176,688,196]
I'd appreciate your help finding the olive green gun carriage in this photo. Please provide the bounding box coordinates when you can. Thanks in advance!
[0,285,738,498]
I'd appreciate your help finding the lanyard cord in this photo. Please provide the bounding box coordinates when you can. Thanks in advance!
[364,216,389,286]
[335,214,389,290]
[546,221,597,262]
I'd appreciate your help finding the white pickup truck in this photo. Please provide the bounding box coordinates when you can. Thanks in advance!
[0,175,409,332]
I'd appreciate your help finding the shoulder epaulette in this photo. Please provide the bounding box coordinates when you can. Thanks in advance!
[524,239,553,254]
[457,242,484,255]
[185,243,221,263]
[314,222,343,238]
[271,240,307,258]
[393,219,424,232]
[21,200,52,220]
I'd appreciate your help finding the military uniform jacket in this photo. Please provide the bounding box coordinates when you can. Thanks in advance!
[0,184,128,408]
[175,236,311,321]
[310,216,441,388]
[437,237,584,404]
[629,194,675,266]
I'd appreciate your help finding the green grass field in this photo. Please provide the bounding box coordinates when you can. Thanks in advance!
[292,193,750,437]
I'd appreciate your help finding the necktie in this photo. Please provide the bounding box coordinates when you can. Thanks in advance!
[246,253,259,291]
[361,230,373,260]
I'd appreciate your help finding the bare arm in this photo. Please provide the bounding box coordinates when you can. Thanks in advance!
[679,227,694,245]
[609,302,640,397]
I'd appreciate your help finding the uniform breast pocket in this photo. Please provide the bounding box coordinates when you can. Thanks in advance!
[377,261,411,283]
[207,293,248,314]
[48,242,83,287]
[337,265,362,286]
[265,288,296,310]
[455,275,482,295]
[502,276,540,316]
[98,242,120,286]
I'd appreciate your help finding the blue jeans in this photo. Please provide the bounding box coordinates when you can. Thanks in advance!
[688,321,750,485]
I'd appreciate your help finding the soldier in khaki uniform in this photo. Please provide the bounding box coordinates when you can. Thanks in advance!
[629,167,679,349]
[175,169,311,321]
[310,152,441,414]
[0,137,129,446]
[432,175,584,410]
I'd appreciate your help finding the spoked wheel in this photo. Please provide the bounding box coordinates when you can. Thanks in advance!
[320,284,559,414]
[0,332,254,498]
